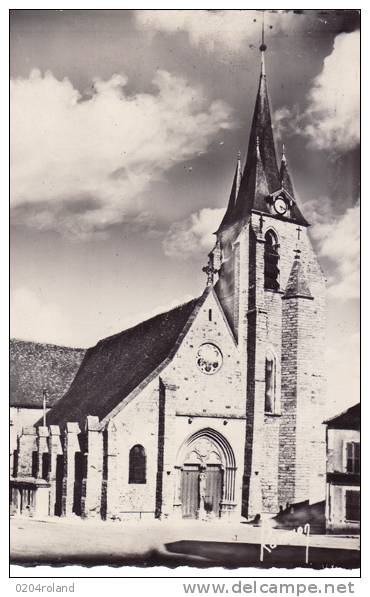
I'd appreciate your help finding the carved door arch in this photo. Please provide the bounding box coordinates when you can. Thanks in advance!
[176,429,236,519]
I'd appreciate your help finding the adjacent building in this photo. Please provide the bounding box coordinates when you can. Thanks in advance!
[10,339,85,473]
[325,403,360,534]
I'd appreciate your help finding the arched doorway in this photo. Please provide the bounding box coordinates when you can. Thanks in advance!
[175,428,236,520]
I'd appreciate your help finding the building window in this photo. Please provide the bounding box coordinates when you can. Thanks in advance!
[265,351,276,413]
[345,490,360,522]
[129,444,146,484]
[264,230,280,290]
[41,452,50,481]
[346,442,360,473]
[31,451,38,478]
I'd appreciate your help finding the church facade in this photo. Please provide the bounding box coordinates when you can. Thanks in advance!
[10,45,326,522]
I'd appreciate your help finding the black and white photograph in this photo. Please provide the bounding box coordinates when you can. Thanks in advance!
[9,7,360,575]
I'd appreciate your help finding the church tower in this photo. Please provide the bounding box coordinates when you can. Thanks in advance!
[207,38,327,517]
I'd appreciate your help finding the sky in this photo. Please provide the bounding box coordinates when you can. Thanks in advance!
[10,9,360,416]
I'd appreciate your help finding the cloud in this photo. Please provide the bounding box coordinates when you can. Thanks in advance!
[163,207,224,259]
[11,287,75,347]
[11,69,234,239]
[135,10,295,53]
[273,105,300,143]
[325,330,359,418]
[273,31,359,153]
[11,286,198,347]
[309,200,359,300]
[303,31,360,151]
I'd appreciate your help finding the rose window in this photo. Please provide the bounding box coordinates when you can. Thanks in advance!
[196,343,223,375]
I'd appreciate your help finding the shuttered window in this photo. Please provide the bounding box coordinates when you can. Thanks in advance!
[346,442,360,473]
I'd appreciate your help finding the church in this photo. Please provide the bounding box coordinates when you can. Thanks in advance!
[10,41,327,523]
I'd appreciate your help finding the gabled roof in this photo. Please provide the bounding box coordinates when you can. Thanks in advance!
[324,403,360,430]
[44,295,204,428]
[10,339,85,408]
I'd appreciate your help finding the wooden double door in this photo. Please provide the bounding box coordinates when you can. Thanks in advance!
[181,464,223,519]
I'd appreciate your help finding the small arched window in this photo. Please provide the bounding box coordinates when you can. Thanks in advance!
[129,444,146,484]
[264,230,280,290]
[265,351,276,413]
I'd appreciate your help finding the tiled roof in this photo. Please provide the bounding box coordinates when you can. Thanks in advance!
[44,296,203,428]
[324,403,360,430]
[10,339,86,408]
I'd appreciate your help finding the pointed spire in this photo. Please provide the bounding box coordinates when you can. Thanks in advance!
[218,150,243,229]
[278,144,309,226]
[284,250,313,300]
[246,45,280,193]
[215,21,310,234]
[261,50,266,77]
[233,135,269,219]
[256,135,261,157]
[281,143,286,164]
[253,135,270,208]
[232,19,280,220]
[279,143,295,199]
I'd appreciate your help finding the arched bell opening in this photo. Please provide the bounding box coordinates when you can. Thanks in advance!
[264,229,280,291]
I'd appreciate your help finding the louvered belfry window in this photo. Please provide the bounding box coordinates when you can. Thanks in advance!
[264,230,280,290]
[129,444,146,484]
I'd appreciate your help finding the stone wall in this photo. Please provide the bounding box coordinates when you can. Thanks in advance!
[110,380,160,519]
[10,211,327,521]
[224,211,326,516]
[110,289,245,520]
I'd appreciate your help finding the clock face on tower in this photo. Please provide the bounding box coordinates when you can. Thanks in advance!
[196,343,223,375]
[274,196,288,215]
